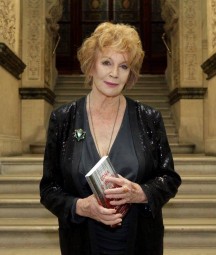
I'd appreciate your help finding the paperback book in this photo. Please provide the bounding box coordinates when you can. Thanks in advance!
[85,156,129,217]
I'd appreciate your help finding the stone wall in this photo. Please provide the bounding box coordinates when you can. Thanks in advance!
[162,0,207,153]
[20,0,62,153]
[202,0,216,155]
[0,0,22,156]
[0,0,63,155]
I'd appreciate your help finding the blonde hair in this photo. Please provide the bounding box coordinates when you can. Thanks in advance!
[77,22,144,88]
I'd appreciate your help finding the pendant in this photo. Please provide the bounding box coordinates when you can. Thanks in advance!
[73,129,86,141]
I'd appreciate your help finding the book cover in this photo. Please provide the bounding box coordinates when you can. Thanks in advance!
[85,156,130,217]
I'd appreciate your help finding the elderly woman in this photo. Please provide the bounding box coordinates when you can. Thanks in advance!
[40,22,181,255]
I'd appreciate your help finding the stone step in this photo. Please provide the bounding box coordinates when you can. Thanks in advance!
[1,248,216,255]
[0,248,61,255]
[30,143,45,154]
[0,218,58,248]
[173,154,216,176]
[170,143,195,154]
[0,218,215,249]
[0,176,40,194]
[165,249,216,255]
[167,135,179,143]
[0,194,215,219]
[2,153,215,176]
[1,174,215,195]
[164,218,216,248]
[0,197,52,218]
[159,117,176,125]
[164,125,177,133]
[178,176,216,195]
[0,155,43,176]
[0,153,213,173]
[163,195,216,218]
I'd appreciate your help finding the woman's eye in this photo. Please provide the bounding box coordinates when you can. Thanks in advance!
[102,60,111,66]
[121,64,128,70]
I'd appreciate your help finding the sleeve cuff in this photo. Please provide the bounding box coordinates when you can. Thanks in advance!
[71,198,86,224]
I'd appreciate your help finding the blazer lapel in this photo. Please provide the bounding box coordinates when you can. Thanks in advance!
[64,97,86,196]
[127,97,148,183]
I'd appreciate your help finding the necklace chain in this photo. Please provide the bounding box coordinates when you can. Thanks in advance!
[88,93,121,157]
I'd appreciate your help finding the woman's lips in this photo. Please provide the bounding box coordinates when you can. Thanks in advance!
[104,81,118,86]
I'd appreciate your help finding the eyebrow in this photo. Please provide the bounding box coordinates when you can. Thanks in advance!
[101,56,128,64]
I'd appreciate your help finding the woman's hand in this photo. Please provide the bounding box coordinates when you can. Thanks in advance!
[76,194,123,226]
[104,175,148,206]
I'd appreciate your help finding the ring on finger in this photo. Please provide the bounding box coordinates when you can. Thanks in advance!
[123,186,129,193]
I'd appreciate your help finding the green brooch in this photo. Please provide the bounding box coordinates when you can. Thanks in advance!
[73,129,86,141]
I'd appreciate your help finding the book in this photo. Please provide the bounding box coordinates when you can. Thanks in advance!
[85,156,130,217]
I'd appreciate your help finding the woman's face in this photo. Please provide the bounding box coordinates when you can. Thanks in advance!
[90,48,130,97]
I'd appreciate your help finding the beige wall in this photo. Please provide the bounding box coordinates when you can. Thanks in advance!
[204,75,216,155]
[176,100,204,152]
[0,69,22,156]
[0,0,22,156]
[20,0,62,153]
[21,100,53,152]
[202,0,216,155]
[162,0,215,154]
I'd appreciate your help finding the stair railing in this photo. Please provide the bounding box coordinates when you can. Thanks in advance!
[162,32,172,57]
[52,33,61,55]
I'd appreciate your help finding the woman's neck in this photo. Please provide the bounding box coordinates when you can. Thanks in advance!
[89,90,123,114]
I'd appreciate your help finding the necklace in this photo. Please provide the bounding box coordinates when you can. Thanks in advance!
[88,93,121,157]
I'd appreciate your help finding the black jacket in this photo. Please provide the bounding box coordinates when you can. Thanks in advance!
[40,96,181,255]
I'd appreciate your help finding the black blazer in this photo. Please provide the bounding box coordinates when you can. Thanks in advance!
[40,96,181,255]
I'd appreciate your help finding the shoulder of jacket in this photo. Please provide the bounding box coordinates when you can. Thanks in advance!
[127,97,161,119]
[51,97,85,121]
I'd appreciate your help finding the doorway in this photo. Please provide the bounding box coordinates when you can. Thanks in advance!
[56,0,166,74]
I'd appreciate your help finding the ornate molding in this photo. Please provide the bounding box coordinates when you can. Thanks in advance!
[0,0,15,49]
[44,0,64,86]
[19,87,56,105]
[201,52,216,80]
[0,42,26,79]
[160,0,179,33]
[212,0,216,50]
[169,87,207,105]
[182,0,202,84]
[46,0,63,36]
[25,0,42,80]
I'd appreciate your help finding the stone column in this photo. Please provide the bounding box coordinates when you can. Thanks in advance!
[20,0,63,153]
[0,0,23,156]
[201,0,216,155]
[161,0,206,152]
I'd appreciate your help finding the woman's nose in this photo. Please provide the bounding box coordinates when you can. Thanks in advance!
[110,66,118,78]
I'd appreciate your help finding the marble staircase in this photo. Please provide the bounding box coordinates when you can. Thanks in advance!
[0,154,216,254]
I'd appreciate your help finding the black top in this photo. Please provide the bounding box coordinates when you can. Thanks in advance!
[79,99,139,254]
